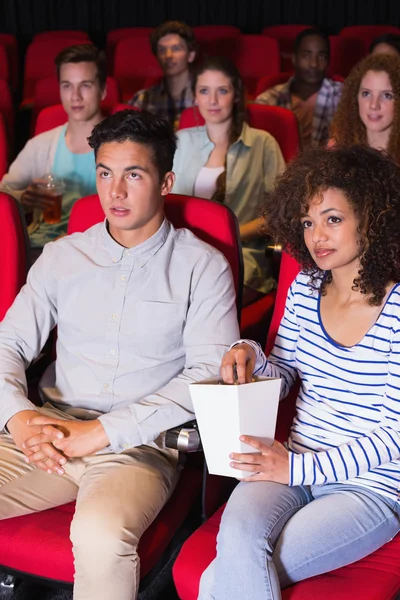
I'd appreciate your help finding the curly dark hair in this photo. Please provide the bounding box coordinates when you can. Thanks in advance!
[263,145,400,305]
[330,54,400,163]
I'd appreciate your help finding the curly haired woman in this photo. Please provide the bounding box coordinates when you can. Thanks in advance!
[330,53,400,162]
[198,145,400,600]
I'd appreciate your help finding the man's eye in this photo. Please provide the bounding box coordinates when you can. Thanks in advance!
[99,171,110,178]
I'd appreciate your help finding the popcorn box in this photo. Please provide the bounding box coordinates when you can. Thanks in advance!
[190,376,281,478]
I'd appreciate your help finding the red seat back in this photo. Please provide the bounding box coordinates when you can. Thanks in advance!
[178,105,300,163]
[23,39,92,102]
[33,30,90,42]
[34,103,115,136]
[194,26,241,61]
[247,104,300,162]
[106,28,153,73]
[0,34,18,90]
[329,36,367,78]
[233,35,280,96]
[0,45,9,84]
[0,113,9,179]
[113,37,163,101]
[262,25,312,71]
[68,193,243,313]
[339,25,400,48]
[255,71,293,97]
[0,192,29,321]
[0,78,14,149]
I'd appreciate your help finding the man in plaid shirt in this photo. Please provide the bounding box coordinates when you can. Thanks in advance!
[255,29,343,147]
[129,21,197,130]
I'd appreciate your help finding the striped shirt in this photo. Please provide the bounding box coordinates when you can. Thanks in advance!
[247,272,400,502]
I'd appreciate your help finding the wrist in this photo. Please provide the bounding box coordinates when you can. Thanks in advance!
[6,409,38,434]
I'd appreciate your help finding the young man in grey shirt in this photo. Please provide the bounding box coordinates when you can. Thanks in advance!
[0,110,239,600]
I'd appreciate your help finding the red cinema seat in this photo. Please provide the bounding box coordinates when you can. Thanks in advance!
[255,71,294,97]
[34,103,117,137]
[329,36,367,78]
[0,34,18,90]
[339,25,400,49]
[0,192,30,322]
[113,37,163,102]
[172,250,400,600]
[0,192,243,591]
[193,25,241,62]
[233,35,280,98]
[106,28,153,73]
[22,38,92,105]
[31,75,120,133]
[0,113,9,180]
[262,25,312,71]
[33,30,90,42]
[0,45,9,85]
[0,78,14,150]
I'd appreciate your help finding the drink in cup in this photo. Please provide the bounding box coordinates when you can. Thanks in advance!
[32,174,65,224]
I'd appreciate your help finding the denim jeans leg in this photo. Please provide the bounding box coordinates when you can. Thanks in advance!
[274,483,400,589]
[198,480,312,600]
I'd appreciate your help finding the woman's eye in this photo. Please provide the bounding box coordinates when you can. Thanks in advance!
[361,90,369,97]
[328,216,341,224]
[219,88,228,94]
[301,220,312,229]
[383,92,394,100]
[198,88,208,94]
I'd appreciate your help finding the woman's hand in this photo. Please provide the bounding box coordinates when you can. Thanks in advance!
[220,343,256,384]
[230,436,289,484]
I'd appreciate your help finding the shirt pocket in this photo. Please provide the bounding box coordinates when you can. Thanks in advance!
[125,300,186,357]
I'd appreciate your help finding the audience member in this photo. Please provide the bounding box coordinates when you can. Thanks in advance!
[0,44,106,257]
[330,53,400,162]
[0,110,239,600]
[129,21,197,129]
[172,56,285,305]
[199,145,400,600]
[255,28,342,148]
[369,33,400,57]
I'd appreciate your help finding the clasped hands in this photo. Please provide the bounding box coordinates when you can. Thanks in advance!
[221,343,289,485]
[7,410,110,476]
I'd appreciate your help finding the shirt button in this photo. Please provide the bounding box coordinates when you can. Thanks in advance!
[103,383,110,391]
[112,257,118,263]
[124,250,131,257]
[112,313,119,321]
[110,349,115,355]
[123,443,130,450]
[120,275,126,282]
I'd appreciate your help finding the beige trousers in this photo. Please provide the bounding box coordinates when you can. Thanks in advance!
[0,403,180,600]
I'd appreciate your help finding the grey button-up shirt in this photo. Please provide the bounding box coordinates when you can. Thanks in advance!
[0,219,239,453]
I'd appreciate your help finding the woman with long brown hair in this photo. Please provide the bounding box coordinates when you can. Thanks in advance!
[172,56,285,304]
[330,53,400,162]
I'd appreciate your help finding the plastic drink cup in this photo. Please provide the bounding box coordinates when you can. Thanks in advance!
[33,174,65,224]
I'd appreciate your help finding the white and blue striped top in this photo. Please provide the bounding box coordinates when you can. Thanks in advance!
[247,272,400,502]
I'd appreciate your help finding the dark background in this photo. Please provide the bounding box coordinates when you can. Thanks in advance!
[1,0,400,45]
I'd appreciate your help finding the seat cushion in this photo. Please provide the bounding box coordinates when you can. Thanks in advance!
[173,504,400,600]
[0,466,202,583]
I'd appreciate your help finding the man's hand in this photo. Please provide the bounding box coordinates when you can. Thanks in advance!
[229,436,289,484]
[220,343,256,384]
[7,410,66,475]
[21,185,54,212]
[25,417,110,462]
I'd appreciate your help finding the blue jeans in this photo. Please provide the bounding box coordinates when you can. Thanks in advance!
[198,481,400,600]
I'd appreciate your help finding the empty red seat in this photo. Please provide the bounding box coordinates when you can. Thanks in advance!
[233,35,280,98]
[193,25,241,61]
[0,34,18,90]
[22,38,93,104]
[113,37,163,102]
[0,192,29,321]
[329,35,367,78]
[339,25,400,49]
[0,78,14,150]
[106,27,153,72]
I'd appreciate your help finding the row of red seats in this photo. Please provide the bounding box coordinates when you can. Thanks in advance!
[1,191,399,599]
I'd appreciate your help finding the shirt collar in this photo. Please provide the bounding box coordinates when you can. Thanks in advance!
[198,122,253,151]
[101,218,171,265]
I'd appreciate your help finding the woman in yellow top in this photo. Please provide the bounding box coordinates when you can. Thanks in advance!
[172,56,285,305]
[330,53,400,162]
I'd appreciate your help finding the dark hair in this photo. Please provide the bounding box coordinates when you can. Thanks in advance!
[150,20,197,55]
[294,28,330,57]
[330,53,400,163]
[55,44,107,89]
[369,33,400,55]
[263,145,400,305]
[192,56,246,202]
[88,110,177,181]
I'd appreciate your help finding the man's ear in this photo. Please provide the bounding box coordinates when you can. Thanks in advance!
[101,84,107,102]
[161,171,175,196]
[188,50,196,65]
